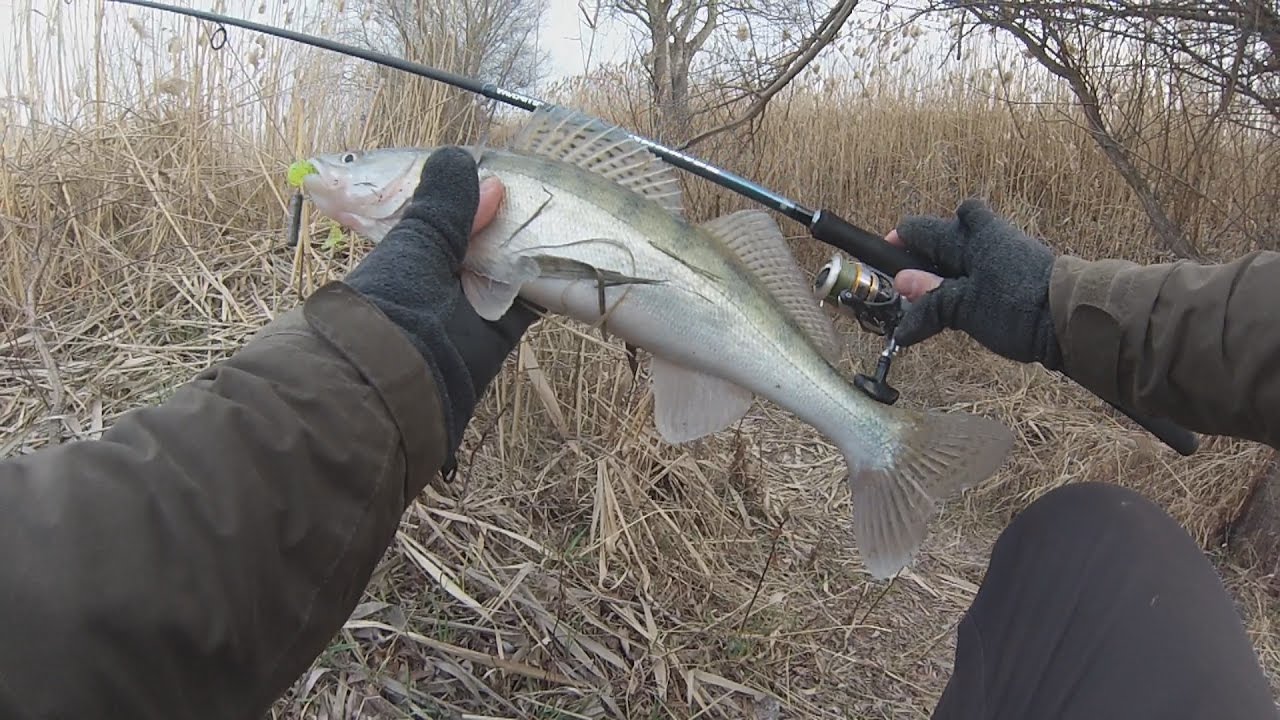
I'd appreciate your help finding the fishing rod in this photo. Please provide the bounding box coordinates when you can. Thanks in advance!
[106,0,1200,457]
[108,3,910,267]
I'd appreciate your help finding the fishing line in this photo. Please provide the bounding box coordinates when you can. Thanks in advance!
[103,0,1203,457]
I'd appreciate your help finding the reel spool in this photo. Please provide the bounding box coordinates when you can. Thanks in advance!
[812,253,901,337]
[813,254,905,405]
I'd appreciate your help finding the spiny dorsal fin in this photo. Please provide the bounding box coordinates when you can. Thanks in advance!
[507,105,684,218]
[700,209,843,364]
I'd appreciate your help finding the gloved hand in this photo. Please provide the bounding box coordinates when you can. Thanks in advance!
[887,198,1062,370]
[344,147,539,464]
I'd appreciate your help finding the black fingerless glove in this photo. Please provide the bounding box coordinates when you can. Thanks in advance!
[344,147,538,463]
[892,199,1062,369]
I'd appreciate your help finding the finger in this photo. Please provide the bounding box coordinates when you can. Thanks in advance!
[893,268,942,302]
[954,198,997,232]
[893,278,968,347]
[494,297,542,338]
[404,147,480,248]
[894,214,967,274]
[471,177,505,236]
[885,228,903,247]
[446,303,537,396]
[954,197,1051,259]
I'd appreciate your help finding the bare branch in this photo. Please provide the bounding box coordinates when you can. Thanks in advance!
[605,0,856,144]
[918,0,1280,257]
[680,0,860,149]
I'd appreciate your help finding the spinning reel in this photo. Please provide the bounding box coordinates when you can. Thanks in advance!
[813,254,905,406]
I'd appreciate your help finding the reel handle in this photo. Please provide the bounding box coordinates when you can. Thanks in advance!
[809,209,939,277]
[808,212,1202,458]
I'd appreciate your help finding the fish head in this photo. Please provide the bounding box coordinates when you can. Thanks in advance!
[296,147,434,242]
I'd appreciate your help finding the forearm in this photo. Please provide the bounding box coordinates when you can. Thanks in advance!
[0,282,447,719]
[1050,251,1280,448]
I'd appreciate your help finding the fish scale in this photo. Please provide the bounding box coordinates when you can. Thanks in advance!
[295,104,1016,580]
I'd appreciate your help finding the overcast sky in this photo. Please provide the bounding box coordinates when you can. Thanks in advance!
[540,0,637,80]
[2,0,642,88]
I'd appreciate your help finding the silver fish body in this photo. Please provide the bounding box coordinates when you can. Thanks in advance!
[298,106,1014,579]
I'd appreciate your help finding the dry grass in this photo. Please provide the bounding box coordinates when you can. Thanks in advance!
[4,3,1279,718]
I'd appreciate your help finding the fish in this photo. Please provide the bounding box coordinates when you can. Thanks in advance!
[293,105,1015,580]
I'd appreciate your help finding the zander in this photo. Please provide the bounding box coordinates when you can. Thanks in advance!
[292,105,1015,580]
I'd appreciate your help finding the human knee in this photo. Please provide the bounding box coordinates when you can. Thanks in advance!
[997,482,1185,555]
[1032,481,1160,519]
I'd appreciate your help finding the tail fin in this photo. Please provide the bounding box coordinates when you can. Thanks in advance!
[847,410,1015,580]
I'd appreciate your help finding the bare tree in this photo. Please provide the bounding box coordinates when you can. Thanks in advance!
[599,0,861,146]
[363,0,548,91]
[998,2,1279,127]
[349,0,550,144]
[916,1,1280,259]
[918,0,1280,575]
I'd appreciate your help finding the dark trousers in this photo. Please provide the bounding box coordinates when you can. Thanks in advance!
[932,482,1278,719]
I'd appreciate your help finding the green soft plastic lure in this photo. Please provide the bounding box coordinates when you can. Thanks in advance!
[287,159,318,188]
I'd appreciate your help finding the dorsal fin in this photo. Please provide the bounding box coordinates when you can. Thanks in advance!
[507,105,684,218]
[699,209,843,364]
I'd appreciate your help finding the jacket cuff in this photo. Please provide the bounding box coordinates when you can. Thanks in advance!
[1048,255,1154,407]
[301,281,448,500]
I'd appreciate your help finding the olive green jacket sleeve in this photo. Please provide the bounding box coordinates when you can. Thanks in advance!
[0,281,449,720]
[1049,250,1280,449]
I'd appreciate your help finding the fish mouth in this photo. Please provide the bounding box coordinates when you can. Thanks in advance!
[288,158,357,227]
[295,158,336,196]
[286,159,318,189]
[284,151,422,240]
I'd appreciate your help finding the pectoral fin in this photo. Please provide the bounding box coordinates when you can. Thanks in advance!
[462,252,661,322]
[650,356,753,443]
[461,256,541,321]
[532,255,663,288]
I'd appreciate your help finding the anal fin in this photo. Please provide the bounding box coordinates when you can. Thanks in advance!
[700,210,843,364]
[649,356,753,444]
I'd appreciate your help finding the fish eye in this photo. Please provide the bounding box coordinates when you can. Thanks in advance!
[342,152,356,163]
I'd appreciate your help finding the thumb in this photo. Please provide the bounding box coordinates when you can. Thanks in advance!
[400,147,481,257]
[893,277,969,347]
[953,198,999,233]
